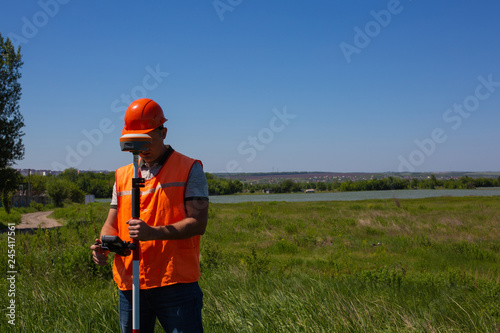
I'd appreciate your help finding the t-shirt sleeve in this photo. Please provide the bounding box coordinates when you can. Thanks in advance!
[110,182,118,209]
[185,161,209,201]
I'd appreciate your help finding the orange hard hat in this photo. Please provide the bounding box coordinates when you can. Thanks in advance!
[122,98,167,135]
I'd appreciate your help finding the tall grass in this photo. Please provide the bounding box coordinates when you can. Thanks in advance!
[1,197,499,332]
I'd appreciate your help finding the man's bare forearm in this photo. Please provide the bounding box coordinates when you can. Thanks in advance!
[100,208,119,238]
[154,217,206,240]
[128,199,209,241]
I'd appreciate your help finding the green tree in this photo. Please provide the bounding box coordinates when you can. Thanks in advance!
[59,167,79,183]
[0,168,22,213]
[26,174,47,195]
[89,178,112,198]
[228,179,243,194]
[47,178,68,207]
[66,181,85,203]
[430,174,440,187]
[459,176,475,189]
[316,182,327,191]
[281,179,300,193]
[0,34,24,169]
[339,180,354,192]
[0,35,24,212]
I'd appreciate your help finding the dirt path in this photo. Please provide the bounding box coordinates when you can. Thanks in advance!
[16,211,63,230]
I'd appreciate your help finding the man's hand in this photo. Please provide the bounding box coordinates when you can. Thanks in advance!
[91,239,109,266]
[127,219,157,241]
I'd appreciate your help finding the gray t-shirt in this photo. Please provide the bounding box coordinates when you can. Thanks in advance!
[110,148,209,208]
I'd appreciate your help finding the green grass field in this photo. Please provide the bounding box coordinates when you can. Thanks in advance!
[1,196,499,332]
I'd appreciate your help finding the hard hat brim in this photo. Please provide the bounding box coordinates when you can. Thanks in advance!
[122,127,157,135]
[121,119,167,135]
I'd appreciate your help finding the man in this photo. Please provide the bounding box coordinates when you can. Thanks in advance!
[90,98,209,333]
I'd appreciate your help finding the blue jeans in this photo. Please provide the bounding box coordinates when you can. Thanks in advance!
[118,282,203,333]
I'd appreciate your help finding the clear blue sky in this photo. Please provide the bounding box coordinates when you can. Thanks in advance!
[2,0,500,173]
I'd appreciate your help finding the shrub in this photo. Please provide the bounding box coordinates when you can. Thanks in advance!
[268,238,299,255]
[245,247,270,274]
[201,242,224,271]
[30,201,44,211]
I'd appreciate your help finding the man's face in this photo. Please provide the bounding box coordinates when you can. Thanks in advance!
[139,126,167,165]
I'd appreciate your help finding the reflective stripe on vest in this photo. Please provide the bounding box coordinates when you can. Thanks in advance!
[112,150,202,291]
[116,182,186,197]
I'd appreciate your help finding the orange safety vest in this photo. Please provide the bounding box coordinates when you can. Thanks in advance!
[113,150,202,291]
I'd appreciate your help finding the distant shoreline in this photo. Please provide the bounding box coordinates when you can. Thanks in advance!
[208,188,500,204]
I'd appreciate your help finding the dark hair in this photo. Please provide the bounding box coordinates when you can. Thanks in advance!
[157,124,165,131]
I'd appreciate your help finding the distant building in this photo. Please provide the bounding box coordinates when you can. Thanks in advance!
[16,169,62,177]
[305,189,315,193]
[16,168,111,177]
[11,189,51,207]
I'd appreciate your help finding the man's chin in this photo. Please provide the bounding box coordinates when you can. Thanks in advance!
[140,155,153,163]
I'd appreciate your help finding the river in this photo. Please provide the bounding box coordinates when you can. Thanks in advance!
[208,188,500,204]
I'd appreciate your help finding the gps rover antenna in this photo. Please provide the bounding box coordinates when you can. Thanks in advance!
[119,133,152,333]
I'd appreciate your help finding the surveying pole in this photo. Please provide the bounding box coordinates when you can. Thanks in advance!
[119,133,152,333]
